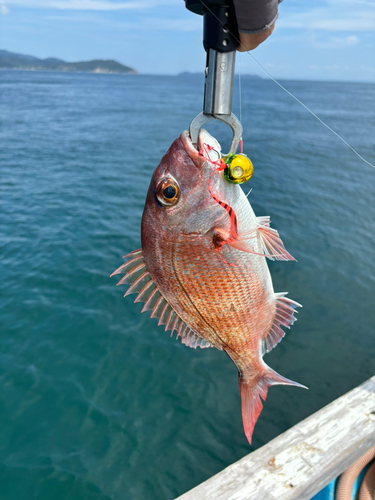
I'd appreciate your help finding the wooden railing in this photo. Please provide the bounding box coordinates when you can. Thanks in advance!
[175,375,375,500]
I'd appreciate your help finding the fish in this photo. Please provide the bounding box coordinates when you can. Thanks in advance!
[111,129,306,444]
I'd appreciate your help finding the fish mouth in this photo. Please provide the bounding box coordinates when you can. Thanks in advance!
[180,129,222,167]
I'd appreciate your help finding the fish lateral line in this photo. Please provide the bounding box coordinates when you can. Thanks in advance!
[171,248,231,350]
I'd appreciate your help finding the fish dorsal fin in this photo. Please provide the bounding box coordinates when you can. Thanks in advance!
[264,293,302,353]
[111,249,219,350]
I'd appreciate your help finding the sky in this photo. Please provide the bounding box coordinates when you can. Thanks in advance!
[0,0,374,81]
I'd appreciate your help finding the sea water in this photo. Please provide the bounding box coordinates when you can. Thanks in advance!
[0,70,374,499]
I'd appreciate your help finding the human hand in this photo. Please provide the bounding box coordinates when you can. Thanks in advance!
[237,24,275,52]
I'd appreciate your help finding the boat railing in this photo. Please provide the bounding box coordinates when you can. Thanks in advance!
[175,375,375,500]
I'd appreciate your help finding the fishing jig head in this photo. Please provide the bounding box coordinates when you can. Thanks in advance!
[223,154,253,184]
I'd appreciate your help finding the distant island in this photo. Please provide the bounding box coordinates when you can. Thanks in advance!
[0,50,137,74]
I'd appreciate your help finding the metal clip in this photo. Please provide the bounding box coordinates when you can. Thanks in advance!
[189,49,242,156]
[189,111,242,156]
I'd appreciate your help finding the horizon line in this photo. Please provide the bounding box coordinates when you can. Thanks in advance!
[1,68,373,85]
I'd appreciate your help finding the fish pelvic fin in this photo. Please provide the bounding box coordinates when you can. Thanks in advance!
[239,367,307,444]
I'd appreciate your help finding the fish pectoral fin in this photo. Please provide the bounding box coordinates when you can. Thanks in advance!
[256,216,296,261]
[112,249,221,350]
[264,293,302,353]
[225,238,257,253]
[223,217,296,261]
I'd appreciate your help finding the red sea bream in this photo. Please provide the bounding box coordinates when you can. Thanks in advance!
[112,129,306,444]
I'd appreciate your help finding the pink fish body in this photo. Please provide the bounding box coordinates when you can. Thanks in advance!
[112,130,306,443]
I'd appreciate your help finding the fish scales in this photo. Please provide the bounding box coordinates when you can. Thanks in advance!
[113,129,306,443]
[171,240,273,353]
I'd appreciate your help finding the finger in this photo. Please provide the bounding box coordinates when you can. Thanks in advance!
[237,24,275,52]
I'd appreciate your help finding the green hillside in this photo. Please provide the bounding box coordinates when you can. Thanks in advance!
[0,50,137,74]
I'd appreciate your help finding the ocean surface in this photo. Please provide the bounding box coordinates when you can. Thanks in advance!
[0,70,374,500]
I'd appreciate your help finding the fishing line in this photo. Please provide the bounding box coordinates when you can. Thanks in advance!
[247,52,375,169]
[238,52,244,153]
[197,0,375,170]
[238,51,243,126]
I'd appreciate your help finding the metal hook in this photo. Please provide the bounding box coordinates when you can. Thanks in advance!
[189,111,243,156]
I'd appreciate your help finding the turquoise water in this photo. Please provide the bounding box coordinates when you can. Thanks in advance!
[1,71,374,499]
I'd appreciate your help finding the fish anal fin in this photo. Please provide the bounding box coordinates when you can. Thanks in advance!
[265,293,302,353]
[239,367,307,444]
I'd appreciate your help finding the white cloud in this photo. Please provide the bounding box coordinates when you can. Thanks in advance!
[42,13,201,32]
[313,35,360,49]
[0,0,8,14]
[311,17,375,31]
[308,64,350,71]
[327,0,374,7]
[4,0,176,10]
[279,1,375,32]
[142,16,200,32]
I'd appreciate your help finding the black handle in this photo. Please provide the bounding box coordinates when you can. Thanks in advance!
[185,0,239,52]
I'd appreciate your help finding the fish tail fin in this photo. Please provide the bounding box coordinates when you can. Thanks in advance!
[239,367,307,444]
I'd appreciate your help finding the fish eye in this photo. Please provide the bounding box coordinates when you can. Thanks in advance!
[155,178,180,207]
[163,185,176,199]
